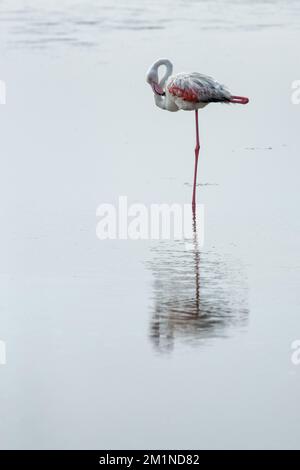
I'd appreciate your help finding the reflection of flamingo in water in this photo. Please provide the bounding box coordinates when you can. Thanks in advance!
[146,58,249,210]
[149,214,248,353]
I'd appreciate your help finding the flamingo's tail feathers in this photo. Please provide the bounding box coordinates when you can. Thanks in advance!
[229,95,249,105]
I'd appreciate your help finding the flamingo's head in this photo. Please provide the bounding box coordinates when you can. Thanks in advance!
[146,58,172,96]
[146,73,165,96]
[150,82,165,96]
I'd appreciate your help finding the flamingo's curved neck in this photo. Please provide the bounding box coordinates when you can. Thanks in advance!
[146,58,173,88]
[156,59,173,88]
[146,59,175,111]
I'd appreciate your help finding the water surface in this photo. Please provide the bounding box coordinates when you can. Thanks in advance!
[0,0,300,450]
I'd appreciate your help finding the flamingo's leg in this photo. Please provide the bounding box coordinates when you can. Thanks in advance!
[192,109,200,210]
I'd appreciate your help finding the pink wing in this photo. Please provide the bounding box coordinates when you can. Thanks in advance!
[167,73,232,103]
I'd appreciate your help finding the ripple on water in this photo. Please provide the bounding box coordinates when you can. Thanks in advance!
[0,0,300,51]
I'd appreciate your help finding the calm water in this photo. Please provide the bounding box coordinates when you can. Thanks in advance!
[0,0,300,450]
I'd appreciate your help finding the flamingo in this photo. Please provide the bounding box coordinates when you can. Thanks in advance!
[146,58,249,210]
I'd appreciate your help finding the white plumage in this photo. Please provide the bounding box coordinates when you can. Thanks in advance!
[166,72,232,110]
[146,58,248,112]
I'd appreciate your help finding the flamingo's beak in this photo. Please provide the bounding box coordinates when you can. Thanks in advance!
[151,82,165,96]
